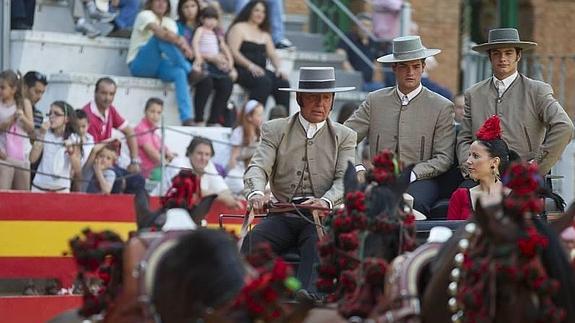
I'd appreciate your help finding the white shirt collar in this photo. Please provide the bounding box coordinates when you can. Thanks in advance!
[298,113,326,139]
[396,83,423,103]
[493,71,518,91]
[90,100,109,122]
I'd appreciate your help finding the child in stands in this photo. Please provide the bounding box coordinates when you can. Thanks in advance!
[134,97,176,178]
[82,141,120,194]
[29,101,82,193]
[0,70,35,190]
[75,109,96,168]
[191,6,236,126]
[225,100,263,194]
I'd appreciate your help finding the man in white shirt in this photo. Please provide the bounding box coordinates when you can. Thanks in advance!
[457,28,573,176]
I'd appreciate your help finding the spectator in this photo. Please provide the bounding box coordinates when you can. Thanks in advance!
[226,0,290,110]
[74,109,96,168]
[160,136,243,209]
[0,70,34,191]
[22,71,48,130]
[268,104,288,120]
[81,77,140,173]
[225,100,263,194]
[226,0,293,49]
[134,97,176,178]
[453,94,464,133]
[109,0,141,36]
[127,0,197,126]
[11,0,36,30]
[73,0,118,37]
[176,0,200,48]
[421,56,453,100]
[29,101,81,193]
[192,6,236,126]
[336,102,358,124]
[372,0,403,41]
[82,141,120,194]
[336,13,386,92]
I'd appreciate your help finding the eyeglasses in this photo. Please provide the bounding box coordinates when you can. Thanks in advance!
[46,111,65,117]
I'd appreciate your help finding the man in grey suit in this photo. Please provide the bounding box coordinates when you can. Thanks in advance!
[243,67,357,294]
[344,36,455,217]
[457,28,574,176]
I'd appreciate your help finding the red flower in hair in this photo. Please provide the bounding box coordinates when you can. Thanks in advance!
[476,115,502,141]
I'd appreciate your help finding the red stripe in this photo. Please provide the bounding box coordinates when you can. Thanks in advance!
[0,296,82,323]
[0,191,245,223]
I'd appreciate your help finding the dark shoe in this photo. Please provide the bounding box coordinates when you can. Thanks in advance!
[188,69,208,86]
[182,119,196,126]
[108,28,132,38]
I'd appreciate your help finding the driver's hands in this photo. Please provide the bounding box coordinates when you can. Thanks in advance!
[248,194,269,214]
[301,197,330,209]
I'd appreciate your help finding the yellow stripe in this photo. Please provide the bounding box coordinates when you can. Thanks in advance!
[0,221,136,257]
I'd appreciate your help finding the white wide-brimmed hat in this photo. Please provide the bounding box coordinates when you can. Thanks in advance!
[377,35,441,64]
[278,67,355,93]
[403,193,427,221]
[472,28,537,52]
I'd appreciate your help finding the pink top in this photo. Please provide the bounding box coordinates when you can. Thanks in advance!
[135,118,170,178]
[82,102,128,143]
[372,0,403,40]
[0,101,25,161]
[447,188,472,221]
[198,28,220,56]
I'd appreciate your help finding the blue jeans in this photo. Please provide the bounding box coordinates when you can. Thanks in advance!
[111,0,139,30]
[234,0,285,44]
[129,36,194,122]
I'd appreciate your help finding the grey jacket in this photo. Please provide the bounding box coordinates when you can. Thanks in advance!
[344,86,455,180]
[244,113,357,207]
[457,74,574,174]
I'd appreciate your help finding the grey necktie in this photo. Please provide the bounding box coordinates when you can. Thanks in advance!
[495,79,505,97]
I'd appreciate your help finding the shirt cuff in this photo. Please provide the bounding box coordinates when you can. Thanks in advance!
[320,197,333,209]
[247,191,265,200]
[355,164,366,172]
[410,171,417,183]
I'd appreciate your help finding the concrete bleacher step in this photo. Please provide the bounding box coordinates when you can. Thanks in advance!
[285,31,325,52]
[285,14,308,33]
[33,0,75,33]
[10,30,346,77]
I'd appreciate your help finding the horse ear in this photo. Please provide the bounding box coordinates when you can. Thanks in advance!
[344,161,359,194]
[190,194,218,225]
[134,189,160,230]
[548,201,575,236]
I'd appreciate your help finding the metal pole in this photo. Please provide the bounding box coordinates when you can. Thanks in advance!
[1,0,10,70]
[399,2,412,36]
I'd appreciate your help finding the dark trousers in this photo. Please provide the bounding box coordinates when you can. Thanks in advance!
[194,75,234,126]
[236,67,290,109]
[11,0,36,29]
[407,178,440,216]
[240,213,319,292]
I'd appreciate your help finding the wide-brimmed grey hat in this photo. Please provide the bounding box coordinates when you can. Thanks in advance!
[278,67,355,93]
[472,28,537,52]
[377,35,441,64]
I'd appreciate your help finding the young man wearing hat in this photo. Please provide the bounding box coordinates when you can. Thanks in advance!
[243,67,357,295]
[457,28,574,176]
[344,35,455,217]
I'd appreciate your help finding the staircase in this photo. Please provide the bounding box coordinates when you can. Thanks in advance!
[10,0,367,126]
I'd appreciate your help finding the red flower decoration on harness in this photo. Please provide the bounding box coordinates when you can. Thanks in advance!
[476,115,502,141]
[161,170,201,209]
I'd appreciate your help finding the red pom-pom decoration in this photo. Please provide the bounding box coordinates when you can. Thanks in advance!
[476,115,502,141]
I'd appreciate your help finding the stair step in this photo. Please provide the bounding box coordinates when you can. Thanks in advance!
[33,0,75,33]
[285,31,324,52]
[285,14,308,32]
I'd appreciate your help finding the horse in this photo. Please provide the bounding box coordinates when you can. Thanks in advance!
[420,196,575,323]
